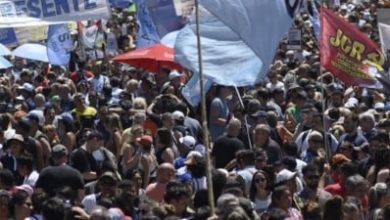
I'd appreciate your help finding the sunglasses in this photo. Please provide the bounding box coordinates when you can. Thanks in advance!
[255,178,266,183]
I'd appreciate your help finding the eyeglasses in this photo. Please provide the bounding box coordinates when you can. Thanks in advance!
[255,178,266,183]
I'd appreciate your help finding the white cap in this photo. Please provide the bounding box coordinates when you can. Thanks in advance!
[275,169,297,184]
[18,83,34,93]
[375,102,385,110]
[377,169,390,183]
[180,135,196,149]
[172,110,185,120]
[169,70,181,80]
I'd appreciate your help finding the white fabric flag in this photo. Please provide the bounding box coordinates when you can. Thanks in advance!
[175,6,264,86]
[379,23,390,55]
[199,0,302,74]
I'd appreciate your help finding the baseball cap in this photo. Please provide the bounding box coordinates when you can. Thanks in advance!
[169,70,181,80]
[15,184,34,196]
[251,110,267,118]
[51,144,68,157]
[26,113,40,124]
[172,110,185,121]
[18,83,35,93]
[136,135,153,147]
[275,169,297,184]
[180,135,196,149]
[99,171,118,182]
[185,151,204,166]
[7,134,24,144]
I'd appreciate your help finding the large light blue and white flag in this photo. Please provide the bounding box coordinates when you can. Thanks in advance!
[134,0,160,48]
[175,3,292,86]
[199,0,302,75]
[181,72,213,107]
[307,0,320,41]
[47,24,73,65]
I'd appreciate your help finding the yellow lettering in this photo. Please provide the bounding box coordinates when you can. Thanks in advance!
[350,41,365,61]
[340,35,352,54]
[330,29,343,47]
[367,52,385,66]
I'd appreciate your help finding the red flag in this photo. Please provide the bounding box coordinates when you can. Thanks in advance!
[320,7,384,87]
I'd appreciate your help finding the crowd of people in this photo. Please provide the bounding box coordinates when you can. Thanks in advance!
[1,0,390,219]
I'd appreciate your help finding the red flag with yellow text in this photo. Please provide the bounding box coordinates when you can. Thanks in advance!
[320,7,384,87]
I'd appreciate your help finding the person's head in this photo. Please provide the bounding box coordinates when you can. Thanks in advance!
[72,93,85,108]
[16,154,34,177]
[90,206,111,220]
[345,174,369,199]
[6,134,25,157]
[323,196,343,220]
[308,131,323,152]
[275,169,297,193]
[156,163,175,183]
[85,131,104,152]
[368,183,390,210]
[222,179,245,198]
[156,127,173,147]
[383,203,390,220]
[359,111,376,133]
[164,182,191,216]
[271,185,292,211]
[343,113,359,134]
[339,162,358,185]
[235,150,256,169]
[249,170,271,201]
[0,169,14,191]
[51,144,69,165]
[98,171,119,196]
[9,189,32,219]
[226,118,241,137]
[302,201,322,220]
[254,148,268,169]
[42,197,65,220]
[216,193,240,216]
[253,124,271,145]
[342,197,362,220]
[216,85,231,98]
[161,112,174,130]
[302,163,321,190]
[0,190,11,219]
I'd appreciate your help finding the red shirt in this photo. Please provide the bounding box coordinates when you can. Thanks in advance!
[324,183,345,198]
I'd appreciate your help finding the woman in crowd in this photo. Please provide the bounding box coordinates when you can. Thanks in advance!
[250,170,272,214]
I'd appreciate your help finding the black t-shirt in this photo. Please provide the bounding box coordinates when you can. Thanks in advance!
[70,148,98,174]
[35,165,84,197]
[212,135,245,168]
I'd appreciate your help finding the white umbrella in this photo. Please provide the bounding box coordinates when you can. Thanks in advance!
[0,43,11,56]
[0,56,12,69]
[12,43,51,62]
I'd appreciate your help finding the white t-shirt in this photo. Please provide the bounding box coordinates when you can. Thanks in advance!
[23,170,39,187]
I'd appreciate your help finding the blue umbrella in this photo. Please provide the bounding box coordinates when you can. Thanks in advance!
[12,43,52,63]
[0,56,12,69]
[0,43,11,56]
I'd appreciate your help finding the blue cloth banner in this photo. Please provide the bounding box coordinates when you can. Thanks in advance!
[0,28,17,45]
[199,0,302,76]
[134,0,160,48]
[47,24,72,65]
[0,0,110,28]
[174,6,265,87]
[146,0,188,38]
[307,0,320,41]
[181,72,212,107]
[109,0,133,8]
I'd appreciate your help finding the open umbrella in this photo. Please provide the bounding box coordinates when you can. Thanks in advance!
[0,56,12,69]
[12,43,51,62]
[112,44,182,73]
[0,44,11,56]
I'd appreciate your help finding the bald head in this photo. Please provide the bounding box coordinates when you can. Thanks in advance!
[227,118,241,137]
[157,163,175,183]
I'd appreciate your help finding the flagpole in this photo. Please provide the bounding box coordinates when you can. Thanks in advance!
[234,86,253,150]
[194,0,216,215]
[318,8,331,162]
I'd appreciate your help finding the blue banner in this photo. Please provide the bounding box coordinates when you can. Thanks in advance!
[146,0,188,38]
[109,0,133,8]
[181,72,213,107]
[135,0,160,48]
[47,24,72,65]
[0,28,17,45]
[0,0,110,28]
